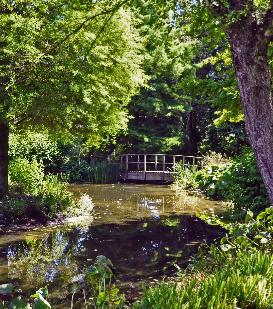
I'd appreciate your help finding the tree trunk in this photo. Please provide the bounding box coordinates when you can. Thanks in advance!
[0,121,9,198]
[228,18,273,204]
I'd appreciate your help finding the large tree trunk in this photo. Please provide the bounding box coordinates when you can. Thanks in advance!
[0,121,9,198]
[228,17,273,204]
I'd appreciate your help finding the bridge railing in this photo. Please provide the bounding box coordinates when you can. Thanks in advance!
[120,154,202,173]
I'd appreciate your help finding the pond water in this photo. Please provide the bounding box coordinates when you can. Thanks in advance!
[0,184,225,306]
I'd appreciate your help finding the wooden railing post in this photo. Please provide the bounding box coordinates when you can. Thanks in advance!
[144,154,147,180]
[126,155,129,172]
[155,155,158,171]
[137,155,140,170]
[144,155,147,172]
[182,156,185,169]
[163,155,166,181]
[173,156,176,170]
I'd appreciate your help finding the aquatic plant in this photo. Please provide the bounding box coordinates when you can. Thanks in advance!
[0,286,51,308]
[66,161,121,184]
[70,255,126,308]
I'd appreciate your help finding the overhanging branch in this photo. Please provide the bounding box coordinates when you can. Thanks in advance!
[54,0,130,50]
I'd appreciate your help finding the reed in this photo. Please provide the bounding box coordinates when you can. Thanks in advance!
[86,162,121,184]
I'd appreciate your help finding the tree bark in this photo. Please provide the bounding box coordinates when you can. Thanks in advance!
[228,17,273,204]
[0,121,9,198]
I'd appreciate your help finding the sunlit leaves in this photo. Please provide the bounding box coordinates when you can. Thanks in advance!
[0,1,146,149]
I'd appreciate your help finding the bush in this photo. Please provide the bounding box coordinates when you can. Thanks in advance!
[9,131,58,166]
[9,158,44,195]
[0,196,28,221]
[219,151,270,212]
[7,158,75,221]
[174,149,270,212]
[36,175,74,219]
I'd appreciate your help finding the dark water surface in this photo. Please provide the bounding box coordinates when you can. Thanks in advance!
[0,184,225,306]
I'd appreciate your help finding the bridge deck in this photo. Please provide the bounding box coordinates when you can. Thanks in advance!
[120,154,202,183]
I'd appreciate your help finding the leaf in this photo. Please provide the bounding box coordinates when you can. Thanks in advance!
[9,297,29,309]
[244,210,253,223]
[33,296,51,309]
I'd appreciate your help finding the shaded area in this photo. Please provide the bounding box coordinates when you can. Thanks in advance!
[0,215,224,305]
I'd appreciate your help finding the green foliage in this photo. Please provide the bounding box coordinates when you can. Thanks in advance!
[64,161,121,184]
[175,150,270,212]
[0,287,51,309]
[218,151,270,212]
[9,158,44,195]
[135,207,273,309]
[7,158,75,220]
[1,0,145,150]
[121,1,198,154]
[200,208,273,253]
[173,164,199,192]
[37,175,74,219]
[135,250,273,309]
[71,255,125,308]
[0,196,28,221]
[9,132,58,165]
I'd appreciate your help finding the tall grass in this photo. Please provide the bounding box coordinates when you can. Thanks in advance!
[66,161,121,184]
[134,250,273,309]
[86,162,121,184]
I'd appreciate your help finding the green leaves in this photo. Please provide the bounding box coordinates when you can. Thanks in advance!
[1,1,145,149]
[0,287,50,309]
[31,288,51,309]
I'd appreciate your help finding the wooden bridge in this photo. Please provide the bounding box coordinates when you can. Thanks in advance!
[120,154,202,183]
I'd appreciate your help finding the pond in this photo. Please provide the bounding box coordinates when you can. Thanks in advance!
[0,184,225,307]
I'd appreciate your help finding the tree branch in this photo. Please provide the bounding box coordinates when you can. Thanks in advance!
[85,7,120,58]
[54,0,130,50]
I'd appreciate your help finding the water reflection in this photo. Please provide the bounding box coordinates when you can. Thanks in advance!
[0,184,225,305]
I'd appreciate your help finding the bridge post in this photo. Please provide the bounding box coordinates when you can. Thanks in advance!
[137,155,140,170]
[173,156,176,170]
[126,155,129,172]
[144,154,147,180]
[155,155,158,171]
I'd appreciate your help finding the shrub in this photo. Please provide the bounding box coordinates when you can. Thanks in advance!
[37,175,74,219]
[0,196,28,221]
[174,149,270,212]
[173,164,199,192]
[219,151,270,211]
[7,159,75,221]
[9,131,58,165]
[9,158,44,195]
